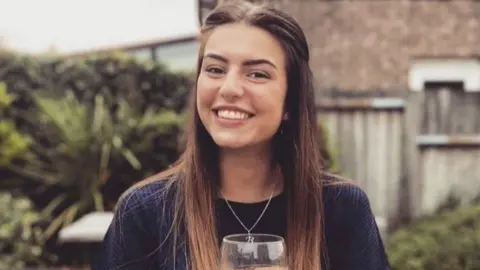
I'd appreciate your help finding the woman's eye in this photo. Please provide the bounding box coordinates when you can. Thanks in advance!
[248,72,269,79]
[205,67,224,74]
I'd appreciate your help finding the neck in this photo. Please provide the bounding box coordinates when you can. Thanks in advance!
[219,144,282,203]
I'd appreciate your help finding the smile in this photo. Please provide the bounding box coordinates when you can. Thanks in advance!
[216,109,252,120]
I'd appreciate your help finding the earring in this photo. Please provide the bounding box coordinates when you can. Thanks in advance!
[283,112,289,120]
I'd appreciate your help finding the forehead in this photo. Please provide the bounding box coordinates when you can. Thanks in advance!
[203,23,285,66]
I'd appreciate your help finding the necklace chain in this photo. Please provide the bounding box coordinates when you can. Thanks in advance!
[220,181,278,236]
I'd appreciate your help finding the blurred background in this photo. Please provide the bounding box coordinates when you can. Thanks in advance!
[1,0,479,269]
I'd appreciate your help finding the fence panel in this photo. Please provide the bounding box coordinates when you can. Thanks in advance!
[318,98,404,224]
[318,91,480,230]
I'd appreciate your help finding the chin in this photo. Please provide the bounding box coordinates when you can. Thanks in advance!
[212,137,250,149]
[210,132,270,152]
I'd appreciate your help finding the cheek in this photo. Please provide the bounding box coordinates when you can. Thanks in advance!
[196,76,216,110]
[255,93,285,136]
[254,88,287,118]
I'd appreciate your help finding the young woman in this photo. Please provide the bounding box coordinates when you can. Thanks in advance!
[94,1,390,269]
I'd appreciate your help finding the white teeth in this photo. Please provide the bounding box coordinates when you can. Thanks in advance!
[217,110,250,120]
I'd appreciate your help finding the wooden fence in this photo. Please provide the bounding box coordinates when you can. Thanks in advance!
[317,89,480,232]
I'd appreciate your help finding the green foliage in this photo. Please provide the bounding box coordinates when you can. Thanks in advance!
[0,121,31,166]
[9,89,183,239]
[318,121,340,173]
[0,82,15,108]
[0,192,53,269]
[0,52,189,243]
[0,82,31,166]
[387,202,480,270]
[0,52,191,141]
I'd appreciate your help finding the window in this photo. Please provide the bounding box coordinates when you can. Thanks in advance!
[409,58,480,92]
[154,40,199,72]
[127,48,153,61]
[424,81,464,91]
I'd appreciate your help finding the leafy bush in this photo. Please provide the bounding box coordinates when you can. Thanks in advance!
[18,90,182,238]
[0,52,190,239]
[0,82,31,166]
[0,82,31,196]
[318,121,340,173]
[0,192,53,269]
[0,52,190,121]
[387,202,480,270]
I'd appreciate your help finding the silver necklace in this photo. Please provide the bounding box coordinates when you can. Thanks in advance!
[220,181,278,243]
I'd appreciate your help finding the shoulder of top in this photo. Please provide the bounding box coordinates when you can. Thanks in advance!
[321,172,370,207]
[114,176,178,216]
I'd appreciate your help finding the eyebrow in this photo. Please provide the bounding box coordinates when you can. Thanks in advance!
[203,53,277,70]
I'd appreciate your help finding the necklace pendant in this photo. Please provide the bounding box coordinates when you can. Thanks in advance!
[246,235,255,243]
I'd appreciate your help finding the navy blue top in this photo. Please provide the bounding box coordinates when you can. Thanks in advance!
[93,174,391,269]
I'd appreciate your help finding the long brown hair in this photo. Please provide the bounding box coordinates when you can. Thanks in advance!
[130,1,328,269]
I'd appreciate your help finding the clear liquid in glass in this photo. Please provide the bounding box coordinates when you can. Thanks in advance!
[219,234,288,270]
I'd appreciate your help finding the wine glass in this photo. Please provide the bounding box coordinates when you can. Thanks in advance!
[219,233,288,270]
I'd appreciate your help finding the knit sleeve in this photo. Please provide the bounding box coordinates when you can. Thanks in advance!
[92,187,160,270]
[331,186,391,270]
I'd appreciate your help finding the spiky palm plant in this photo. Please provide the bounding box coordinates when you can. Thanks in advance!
[7,90,182,238]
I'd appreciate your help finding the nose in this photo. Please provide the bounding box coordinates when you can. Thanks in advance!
[218,70,244,101]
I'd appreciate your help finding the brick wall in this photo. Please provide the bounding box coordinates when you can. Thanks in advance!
[230,0,480,91]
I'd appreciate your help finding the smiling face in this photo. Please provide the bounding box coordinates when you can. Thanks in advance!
[196,23,288,150]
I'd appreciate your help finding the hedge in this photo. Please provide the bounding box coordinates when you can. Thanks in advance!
[0,51,191,267]
[387,200,480,270]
